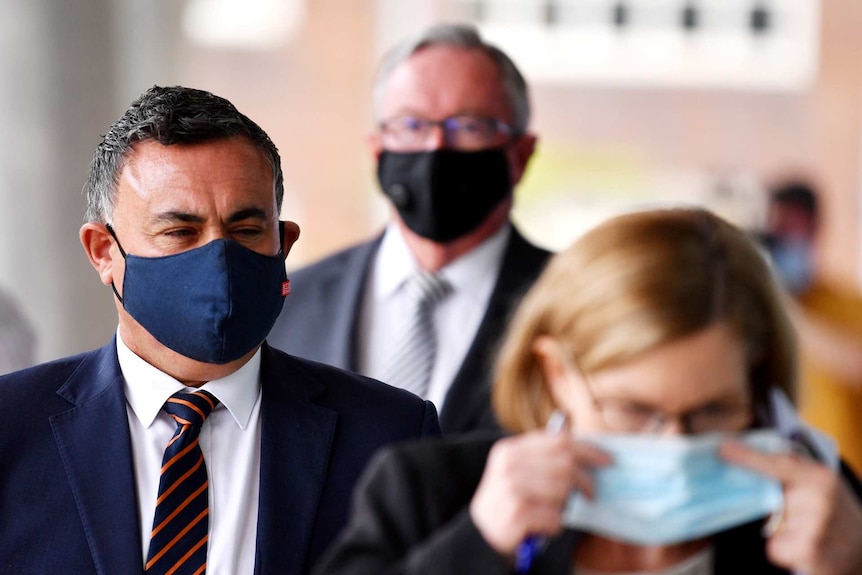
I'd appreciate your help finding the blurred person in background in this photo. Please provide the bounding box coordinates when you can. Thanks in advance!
[315,208,862,575]
[760,180,862,475]
[268,23,550,433]
[0,85,440,574]
[0,285,36,374]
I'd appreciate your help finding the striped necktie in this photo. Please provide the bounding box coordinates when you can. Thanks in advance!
[145,390,219,575]
[381,270,452,398]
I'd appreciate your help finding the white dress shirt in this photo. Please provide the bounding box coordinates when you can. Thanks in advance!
[118,332,261,574]
[358,223,510,411]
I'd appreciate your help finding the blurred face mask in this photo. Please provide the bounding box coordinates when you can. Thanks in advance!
[766,238,813,294]
[562,430,789,546]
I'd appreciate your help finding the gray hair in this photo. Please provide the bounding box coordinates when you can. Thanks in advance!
[85,85,284,224]
[372,23,531,134]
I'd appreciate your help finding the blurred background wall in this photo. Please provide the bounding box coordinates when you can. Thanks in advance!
[1,0,861,364]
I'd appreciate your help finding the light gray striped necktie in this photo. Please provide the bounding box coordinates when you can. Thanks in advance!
[381,270,452,398]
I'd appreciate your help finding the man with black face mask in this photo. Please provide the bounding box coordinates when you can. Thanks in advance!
[268,23,551,434]
[0,85,440,574]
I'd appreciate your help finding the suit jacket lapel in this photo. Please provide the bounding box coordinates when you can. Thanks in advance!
[441,228,550,432]
[341,237,380,370]
[49,342,142,575]
[254,344,338,575]
[314,237,380,370]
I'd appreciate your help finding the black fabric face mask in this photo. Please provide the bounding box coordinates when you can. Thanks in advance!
[377,147,512,243]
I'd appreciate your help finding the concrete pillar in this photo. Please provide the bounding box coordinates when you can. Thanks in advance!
[0,0,177,363]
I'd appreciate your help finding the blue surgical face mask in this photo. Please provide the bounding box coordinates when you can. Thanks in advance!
[107,225,289,364]
[562,430,788,546]
[766,238,813,294]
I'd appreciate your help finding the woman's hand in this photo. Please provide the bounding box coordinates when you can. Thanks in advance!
[721,441,862,575]
[469,431,611,558]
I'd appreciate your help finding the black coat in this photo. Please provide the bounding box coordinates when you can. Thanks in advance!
[314,432,862,575]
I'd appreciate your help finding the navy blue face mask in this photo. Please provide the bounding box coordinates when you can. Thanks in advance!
[107,225,289,364]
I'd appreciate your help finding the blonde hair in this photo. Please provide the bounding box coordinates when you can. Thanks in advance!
[493,208,797,433]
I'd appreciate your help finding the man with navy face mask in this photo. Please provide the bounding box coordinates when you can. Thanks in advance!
[268,23,551,433]
[0,85,440,574]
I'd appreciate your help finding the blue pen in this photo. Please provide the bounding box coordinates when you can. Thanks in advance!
[514,410,569,573]
[514,535,543,573]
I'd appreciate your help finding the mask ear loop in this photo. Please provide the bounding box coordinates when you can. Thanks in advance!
[104,223,127,305]
[104,223,127,258]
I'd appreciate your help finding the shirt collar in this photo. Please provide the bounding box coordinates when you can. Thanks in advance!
[443,224,510,302]
[118,330,262,430]
[374,222,511,300]
[375,223,422,298]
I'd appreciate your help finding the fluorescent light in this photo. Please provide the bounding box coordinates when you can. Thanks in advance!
[183,0,305,50]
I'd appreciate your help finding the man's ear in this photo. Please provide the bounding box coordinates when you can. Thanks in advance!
[80,223,116,286]
[508,133,538,186]
[280,220,301,260]
[367,131,384,162]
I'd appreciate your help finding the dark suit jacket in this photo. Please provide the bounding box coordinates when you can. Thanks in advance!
[267,227,551,433]
[0,340,440,575]
[314,433,862,575]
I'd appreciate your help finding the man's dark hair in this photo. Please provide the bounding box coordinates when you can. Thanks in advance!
[770,181,819,222]
[85,85,283,223]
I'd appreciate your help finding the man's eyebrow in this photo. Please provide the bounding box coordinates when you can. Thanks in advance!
[150,208,270,225]
[153,212,205,224]
[227,208,269,223]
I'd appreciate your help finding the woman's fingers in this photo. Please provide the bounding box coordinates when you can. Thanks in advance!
[721,440,862,575]
[469,431,611,556]
[719,440,809,482]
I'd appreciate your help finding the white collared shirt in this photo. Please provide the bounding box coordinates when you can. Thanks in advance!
[358,223,510,411]
[119,332,261,574]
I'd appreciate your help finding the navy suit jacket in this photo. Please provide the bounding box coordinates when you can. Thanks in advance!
[0,340,440,575]
[267,227,551,433]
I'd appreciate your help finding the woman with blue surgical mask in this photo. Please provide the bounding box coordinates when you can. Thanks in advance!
[313,208,862,575]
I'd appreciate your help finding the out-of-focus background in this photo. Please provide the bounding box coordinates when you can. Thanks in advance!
[1,0,860,365]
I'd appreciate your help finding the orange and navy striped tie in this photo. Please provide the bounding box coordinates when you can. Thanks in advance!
[145,390,219,575]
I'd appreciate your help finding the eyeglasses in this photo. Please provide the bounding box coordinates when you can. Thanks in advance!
[588,395,753,434]
[379,114,517,151]
[578,371,753,435]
